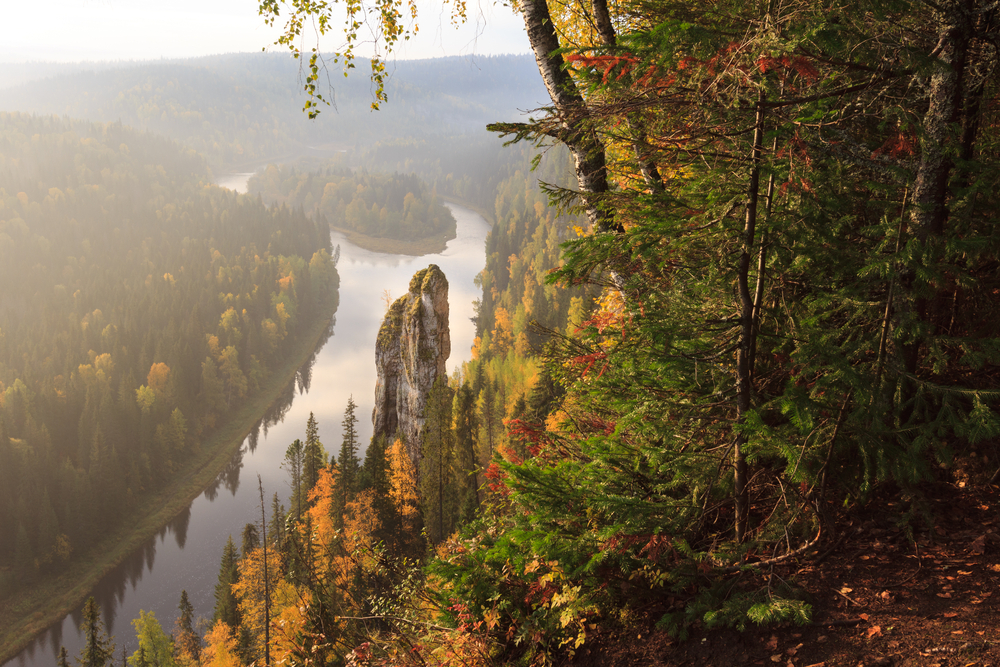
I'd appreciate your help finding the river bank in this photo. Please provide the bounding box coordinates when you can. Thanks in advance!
[0,287,339,666]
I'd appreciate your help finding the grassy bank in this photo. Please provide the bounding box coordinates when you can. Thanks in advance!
[0,288,339,665]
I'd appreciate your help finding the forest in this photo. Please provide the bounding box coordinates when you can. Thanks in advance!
[0,112,336,600]
[87,0,1000,662]
[7,0,1000,659]
[248,166,456,246]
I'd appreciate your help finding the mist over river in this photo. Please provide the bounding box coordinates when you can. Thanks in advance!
[4,185,490,667]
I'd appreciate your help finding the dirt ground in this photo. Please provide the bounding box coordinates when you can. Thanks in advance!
[567,483,1000,666]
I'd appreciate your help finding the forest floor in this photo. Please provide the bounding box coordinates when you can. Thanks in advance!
[569,481,1000,667]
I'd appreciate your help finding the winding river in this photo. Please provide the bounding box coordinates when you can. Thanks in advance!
[5,178,491,667]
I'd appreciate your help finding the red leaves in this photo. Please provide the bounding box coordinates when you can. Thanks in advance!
[507,418,554,458]
[602,533,676,562]
[570,349,609,378]
[566,53,640,84]
[872,128,917,158]
[756,55,820,83]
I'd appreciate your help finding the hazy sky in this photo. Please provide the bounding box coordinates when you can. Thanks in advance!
[1,0,531,63]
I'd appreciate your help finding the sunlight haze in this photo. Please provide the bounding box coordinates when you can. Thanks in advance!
[2,0,530,62]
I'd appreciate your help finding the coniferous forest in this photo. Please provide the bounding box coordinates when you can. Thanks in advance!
[0,112,336,596]
[5,0,1000,661]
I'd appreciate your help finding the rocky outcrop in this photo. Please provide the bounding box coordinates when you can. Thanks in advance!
[372,265,450,463]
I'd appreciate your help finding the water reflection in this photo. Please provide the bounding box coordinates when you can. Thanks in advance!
[170,505,192,550]
[6,205,487,667]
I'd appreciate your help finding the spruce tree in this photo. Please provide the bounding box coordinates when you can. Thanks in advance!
[334,397,361,524]
[302,412,326,494]
[77,596,114,667]
[175,589,200,663]
[420,378,455,544]
[282,439,304,520]
[212,535,240,628]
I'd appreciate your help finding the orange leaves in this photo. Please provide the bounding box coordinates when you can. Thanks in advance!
[872,128,917,159]
[147,362,171,396]
[306,465,339,548]
[232,545,286,662]
[387,438,419,520]
[756,55,820,84]
[565,53,641,84]
[202,622,244,667]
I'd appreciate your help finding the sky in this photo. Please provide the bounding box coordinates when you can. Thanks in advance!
[1,0,531,63]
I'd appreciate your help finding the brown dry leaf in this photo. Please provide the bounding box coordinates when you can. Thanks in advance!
[937,592,953,598]
[770,654,783,663]
[957,570,972,575]
[888,641,900,649]
[766,635,779,650]
[867,625,882,638]
[951,630,964,635]
[969,535,986,554]
[859,613,870,621]
[943,612,959,618]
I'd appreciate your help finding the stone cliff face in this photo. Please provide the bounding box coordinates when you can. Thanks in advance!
[372,265,450,463]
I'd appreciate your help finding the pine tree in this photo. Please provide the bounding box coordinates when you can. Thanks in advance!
[267,492,286,552]
[452,382,480,521]
[241,522,259,559]
[212,536,240,629]
[302,412,326,494]
[174,590,200,664]
[334,397,361,524]
[420,377,455,544]
[282,439,305,520]
[77,596,114,667]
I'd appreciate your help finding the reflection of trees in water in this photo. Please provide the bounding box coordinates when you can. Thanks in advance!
[222,446,245,496]
[169,504,192,550]
[248,421,261,452]
[260,375,296,443]
[298,316,335,395]
[45,620,63,664]
[94,535,159,637]
[14,623,56,667]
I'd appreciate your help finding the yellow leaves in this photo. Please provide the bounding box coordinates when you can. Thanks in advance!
[233,546,286,662]
[306,465,339,549]
[387,438,419,519]
[202,622,243,667]
[135,385,156,414]
[206,334,221,358]
[491,307,513,356]
[147,362,171,396]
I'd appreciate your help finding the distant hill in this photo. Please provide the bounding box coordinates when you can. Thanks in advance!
[0,53,548,169]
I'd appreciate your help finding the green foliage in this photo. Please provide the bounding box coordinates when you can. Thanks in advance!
[0,112,336,580]
[77,596,115,667]
[249,166,456,244]
[128,611,174,667]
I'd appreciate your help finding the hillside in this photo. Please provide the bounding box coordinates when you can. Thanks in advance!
[0,53,548,170]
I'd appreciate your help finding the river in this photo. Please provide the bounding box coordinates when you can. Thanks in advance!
[4,180,491,667]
